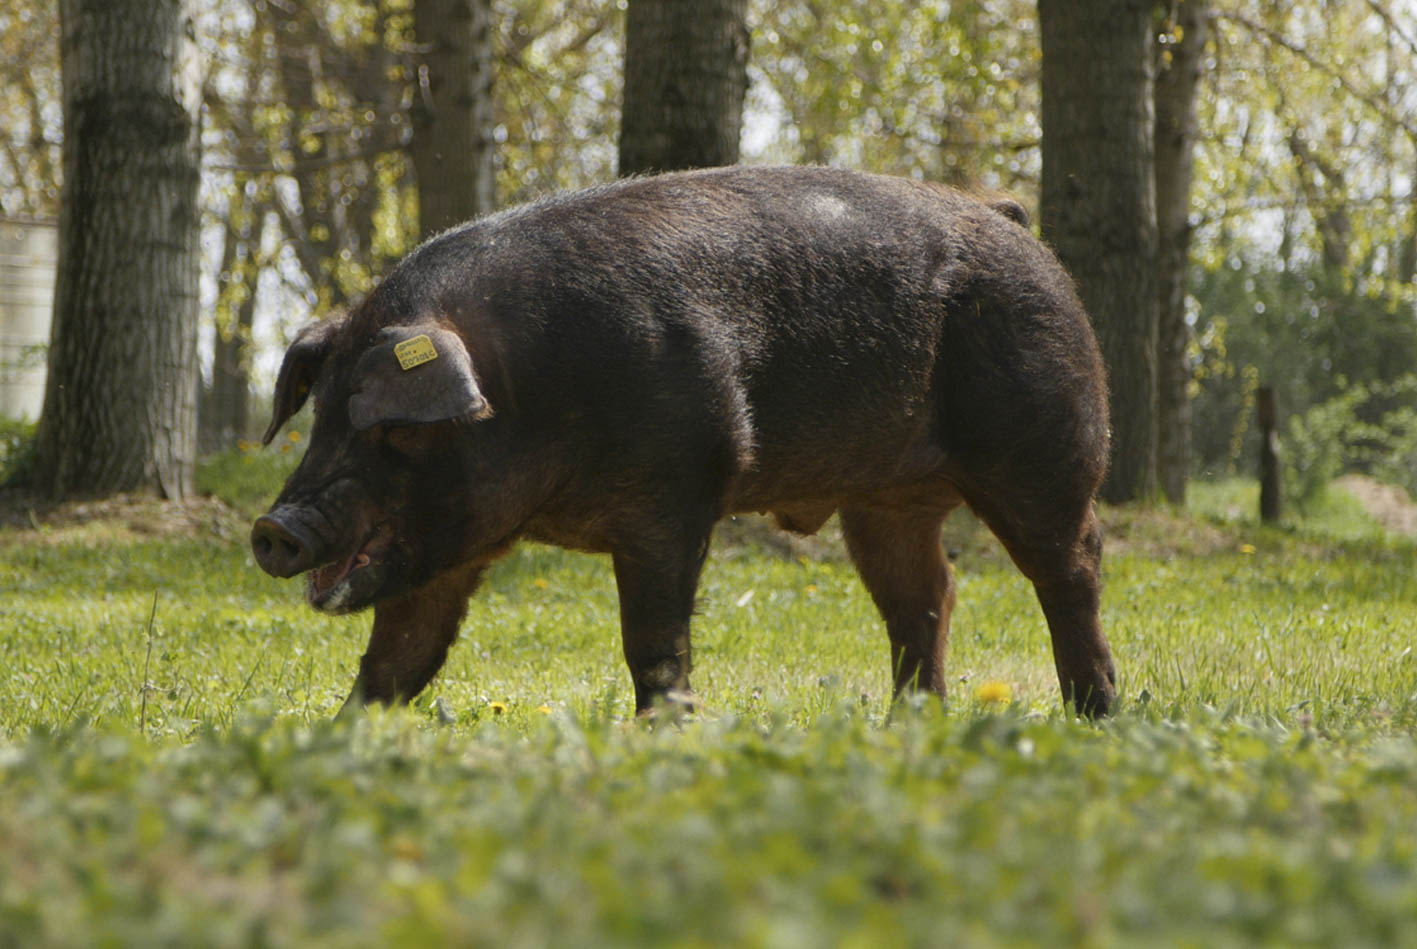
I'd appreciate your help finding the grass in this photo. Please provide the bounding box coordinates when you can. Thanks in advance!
[1,453,1415,946]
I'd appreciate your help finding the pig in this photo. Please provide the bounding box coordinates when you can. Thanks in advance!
[250,165,1117,718]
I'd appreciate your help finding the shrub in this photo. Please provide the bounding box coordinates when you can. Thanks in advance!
[0,417,36,486]
[1286,374,1417,507]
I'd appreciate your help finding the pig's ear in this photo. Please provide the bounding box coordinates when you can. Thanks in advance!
[347,325,489,431]
[262,317,344,446]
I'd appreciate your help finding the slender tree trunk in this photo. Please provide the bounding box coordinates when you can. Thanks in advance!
[34,0,201,500]
[1039,0,1159,504]
[411,0,496,236]
[201,292,254,453]
[1287,130,1352,280]
[1399,204,1417,286]
[618,0,748,176]
[1257,386,1281,523]
[199,188,259,454]
[1154,0,1206,504]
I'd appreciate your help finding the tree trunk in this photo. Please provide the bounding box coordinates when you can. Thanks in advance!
[618,0,748,176]
[1154,0,1207,504]
[1399,201,1417,286]
[1257,385,1281,523]
[34,0,201,500]
[1397,156,1416,285]
[411,0,497,236]
[1039,0,1159,504]
[201,294,254,454]
[199,189,259,454]
[1287,130,1352,279]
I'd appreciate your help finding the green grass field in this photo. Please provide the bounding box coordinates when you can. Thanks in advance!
[1,450,1415,946]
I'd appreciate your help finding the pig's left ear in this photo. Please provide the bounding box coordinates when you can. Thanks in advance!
[347,325,489,431]
[262,316,344,446]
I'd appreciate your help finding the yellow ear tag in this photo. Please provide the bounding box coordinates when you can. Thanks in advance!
[394,334,438,370]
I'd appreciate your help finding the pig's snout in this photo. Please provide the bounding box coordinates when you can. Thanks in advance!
[251,513,318,578]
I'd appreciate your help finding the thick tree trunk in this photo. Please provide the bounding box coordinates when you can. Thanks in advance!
[34,0,201,500]
[618,0,748,176]
[411,0,496,236]
[1039,0,1159,504]
[1154,0,1207,504]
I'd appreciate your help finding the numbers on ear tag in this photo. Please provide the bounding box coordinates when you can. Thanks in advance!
[395,334,439,371]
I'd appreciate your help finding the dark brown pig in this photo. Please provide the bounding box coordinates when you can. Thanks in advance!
[250,165,1117,717]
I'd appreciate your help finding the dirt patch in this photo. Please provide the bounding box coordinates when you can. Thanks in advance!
[0,489,249,545]
[1333,474,1417,535]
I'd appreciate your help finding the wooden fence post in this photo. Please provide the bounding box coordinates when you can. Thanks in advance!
[1258,385,1281,523]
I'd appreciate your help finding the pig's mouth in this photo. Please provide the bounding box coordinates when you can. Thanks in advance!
[305,525,392,614]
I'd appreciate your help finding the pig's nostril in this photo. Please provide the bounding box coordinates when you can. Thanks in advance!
[251,515,312,577]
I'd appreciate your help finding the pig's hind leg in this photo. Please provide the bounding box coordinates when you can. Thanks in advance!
[840,506,957,701]
[961,489,1115,718]
[341,562,485,712]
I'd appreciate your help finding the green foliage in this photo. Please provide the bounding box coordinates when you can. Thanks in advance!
[0,0,59,217]
[195,439,303,517]
[1285,376,1417,507]
[0,417,36,485]
[1200,3,1417,281]
[1189,259,1417,485]
[751,0,1039,191]
[3,461,1417,942]
[495,0,621,203]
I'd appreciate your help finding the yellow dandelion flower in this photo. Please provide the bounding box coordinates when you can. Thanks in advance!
[536,705,552,715]
[534,577,550,589]
[975,680,1012,704]
[288,430,301,443]
[488,701,507,715]
[805,584,819,594]
[390,835,423,861]
[1240,543,1256,555]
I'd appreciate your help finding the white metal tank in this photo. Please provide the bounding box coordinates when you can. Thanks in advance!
[0,218,56,421]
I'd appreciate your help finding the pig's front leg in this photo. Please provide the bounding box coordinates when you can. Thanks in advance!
[611,531,712,715]
[340,562,485,712]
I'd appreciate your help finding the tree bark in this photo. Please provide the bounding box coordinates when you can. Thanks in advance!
[199,184,260,454]
[34,0,201,500]
[618,0,748,176]
[1039,0,1160,504]
[201,290,254,454]
[1154,0,1207,504]
[411,0,497,236]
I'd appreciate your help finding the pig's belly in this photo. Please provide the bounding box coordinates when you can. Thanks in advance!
[726,426,958,526]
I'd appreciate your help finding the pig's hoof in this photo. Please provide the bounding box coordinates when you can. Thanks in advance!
[636,689,697,724]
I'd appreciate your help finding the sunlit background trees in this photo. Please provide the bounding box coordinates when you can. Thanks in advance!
[1,0,1415,507]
